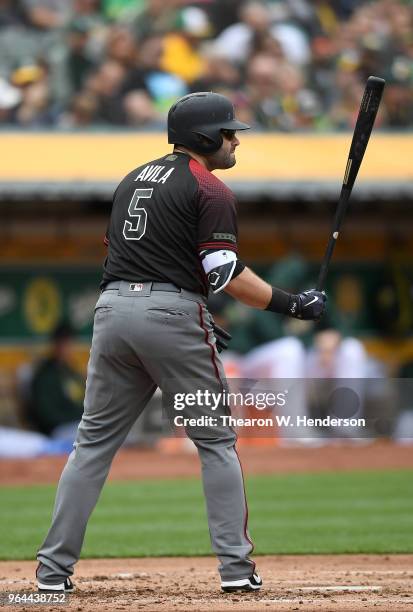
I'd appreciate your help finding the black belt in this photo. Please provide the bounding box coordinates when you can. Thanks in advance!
[102,281,181,293]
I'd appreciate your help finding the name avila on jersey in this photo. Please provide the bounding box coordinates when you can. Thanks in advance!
[134,165,175,184]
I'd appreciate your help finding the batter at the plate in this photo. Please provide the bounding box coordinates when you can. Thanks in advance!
[36,92,326,595]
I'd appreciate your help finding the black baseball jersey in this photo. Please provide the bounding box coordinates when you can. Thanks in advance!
[102,151,240,295]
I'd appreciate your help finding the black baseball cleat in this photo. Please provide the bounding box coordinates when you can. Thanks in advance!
[221,572,262,593]
[37,577,75,593]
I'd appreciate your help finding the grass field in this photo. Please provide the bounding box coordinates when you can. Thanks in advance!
[1,470,412,560]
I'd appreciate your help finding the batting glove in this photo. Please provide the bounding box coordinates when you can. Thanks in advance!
[287,289,327,320]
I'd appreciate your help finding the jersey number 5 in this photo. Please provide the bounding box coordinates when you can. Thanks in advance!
[123,188,152,241]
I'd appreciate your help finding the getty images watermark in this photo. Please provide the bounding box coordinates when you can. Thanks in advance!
[161,378,413,438]
[172,388,366,430]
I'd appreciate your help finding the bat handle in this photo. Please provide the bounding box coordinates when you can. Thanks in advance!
[316,271,326,293]
[317,188,351,292]
[316,236,337,291]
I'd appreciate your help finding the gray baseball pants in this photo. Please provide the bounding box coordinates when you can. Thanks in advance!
[37,282,255,583]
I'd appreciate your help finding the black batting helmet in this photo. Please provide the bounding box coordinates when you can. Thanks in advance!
[167,92,250,155]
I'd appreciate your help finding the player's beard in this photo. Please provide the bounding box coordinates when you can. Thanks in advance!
[208,147,236,170]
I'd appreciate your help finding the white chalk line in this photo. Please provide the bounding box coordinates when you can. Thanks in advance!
[260,599,413,605]
[298,585,382,592]
[263,569,412,576]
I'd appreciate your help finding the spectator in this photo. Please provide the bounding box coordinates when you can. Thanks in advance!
[123,89,159,126]
[384,79,413,127]
[284,0,342,39]
[160,7,211,83]
[244,53,280,126]
[23,323,84,439]
[0,0,24,27]
[20,0,72,30]
[214,1,310,67]
[129,0,181,42]
[241,336,309,439]
[58,90,98,127]
[121,35,186,117]
[0,77,22,123]
[73,0,101,19]
[269,3,311,66]
[121,35,164,95]
[106,25,138,70]
[10,59,58,126]
[190,47,243,93]
[327,67,366,129]
[306,35,338,114]
[307,327,368,379]
[102,0,145,22]
[245,53,321,129]
[250,28,286,61]
[84,59,127,124]
[330,274,368,334]
[204,0,243,36]
[65,17,97,95]
[334,0,364,20]
[306,326,368,437]
[213,1,273,64]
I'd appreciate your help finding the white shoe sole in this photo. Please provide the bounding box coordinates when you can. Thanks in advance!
[37,580,74,592]
[221,575,262,592]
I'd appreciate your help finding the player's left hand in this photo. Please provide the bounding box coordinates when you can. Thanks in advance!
[212,322,232,352]
[287,289,327,320]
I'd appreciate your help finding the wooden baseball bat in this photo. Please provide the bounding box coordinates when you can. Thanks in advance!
[316,76,385,292]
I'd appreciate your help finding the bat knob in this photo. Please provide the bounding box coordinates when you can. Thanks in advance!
[367,76,386,89]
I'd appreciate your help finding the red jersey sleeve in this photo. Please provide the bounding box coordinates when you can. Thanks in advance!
[189,158,239,255]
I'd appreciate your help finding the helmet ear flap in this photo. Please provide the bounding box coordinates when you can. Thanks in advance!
[193,129,223,154]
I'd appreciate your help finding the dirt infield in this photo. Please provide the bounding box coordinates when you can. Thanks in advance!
[1,440,413,486]
[1,555,412,611]
[1,442,412,610]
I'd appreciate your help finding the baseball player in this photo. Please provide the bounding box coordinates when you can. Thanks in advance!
[36,92,326,594]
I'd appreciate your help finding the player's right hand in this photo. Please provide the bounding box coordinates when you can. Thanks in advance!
[287,289,326,320]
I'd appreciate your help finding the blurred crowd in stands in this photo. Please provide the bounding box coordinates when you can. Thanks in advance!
[0,0,412,130]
